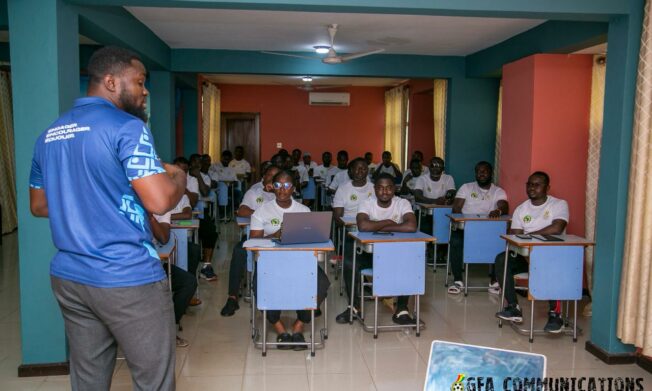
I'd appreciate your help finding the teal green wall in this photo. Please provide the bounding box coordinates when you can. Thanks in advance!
[9,0,79,365]
[181,88,198,157]
[446,77,500,184]
[149,71,176,161]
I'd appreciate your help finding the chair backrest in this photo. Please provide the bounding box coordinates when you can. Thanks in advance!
[432,207,452,244]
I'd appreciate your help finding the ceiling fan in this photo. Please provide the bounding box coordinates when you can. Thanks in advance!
[261,24,385,64]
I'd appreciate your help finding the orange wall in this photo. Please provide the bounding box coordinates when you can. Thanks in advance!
[408,91,435,162]
[501,54,592,235]
[218,84,385,163]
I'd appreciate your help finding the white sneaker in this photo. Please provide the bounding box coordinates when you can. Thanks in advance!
[488,281,501,295]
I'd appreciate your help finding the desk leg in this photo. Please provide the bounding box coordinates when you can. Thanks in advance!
[416,295,421,337]
[262,310,267,357]
[573,300,578,342]
[529,301,535,343]
[311,310,316,357]
[231,184,235,220]
[445,221,453,287]
[350,245,357,324]
[339,226,345,295]
[417,208,422,230]
[433,243,437,274]
[498,243,510,328]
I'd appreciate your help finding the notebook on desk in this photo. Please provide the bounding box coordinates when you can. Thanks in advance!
[277,211,332,245]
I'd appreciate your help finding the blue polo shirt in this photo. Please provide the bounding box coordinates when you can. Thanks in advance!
[30,97,167,288]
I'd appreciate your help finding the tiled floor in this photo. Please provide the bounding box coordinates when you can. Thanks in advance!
[0,226,650,390]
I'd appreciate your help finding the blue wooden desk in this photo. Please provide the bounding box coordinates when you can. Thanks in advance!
[498,234,594,343]
[156,239,177,290]
[347,231,435,337]
[170,219,199,271]
[446,214,511,295]
[244,240,334,357]
[336,216,357,295]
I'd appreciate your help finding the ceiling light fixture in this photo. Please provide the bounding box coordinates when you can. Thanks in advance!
[302,76,313,83]
[314,45,330,54]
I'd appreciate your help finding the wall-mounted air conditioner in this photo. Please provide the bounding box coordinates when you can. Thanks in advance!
[308,92,350,106]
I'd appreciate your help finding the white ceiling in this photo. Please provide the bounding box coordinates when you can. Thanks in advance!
[203,74,406,87]
[126,7,545,56]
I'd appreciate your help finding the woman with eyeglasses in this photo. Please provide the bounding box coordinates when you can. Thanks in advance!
[249,170,330,350]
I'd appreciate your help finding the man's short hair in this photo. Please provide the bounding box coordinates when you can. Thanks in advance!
[337,150,349,159]
[173,156,189,165]
[375,172,395,184]
[475,161,493,172]
[189,153,201,162]
[272,169,293,183]
[87,46,142,85]
[348,157,367,171]
[531,171,550,185]
[263,164,281,176]
[221,150,233,157]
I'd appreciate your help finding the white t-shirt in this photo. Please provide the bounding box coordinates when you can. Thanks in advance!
[229,159,251,176]
[186,174,199,195]
[154,195,192,225]
[414,174,456,199]
[332,180,375,218]
[357,196,414,224]
[250,199,310,236]
[377,164,399,177]
[456,182,508,215]
[241,184,275,210]
[199,172,212,187]
[401,170,427,190]
[209,162,237,182]
[315,165,339,186]
[293,165,309,183]
[328,169,350,191]
[250,181,263,193]
[511,196,569,234]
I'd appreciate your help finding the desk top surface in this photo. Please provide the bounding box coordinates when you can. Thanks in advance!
[447,213,512,222]
[502,234,594,247]
[244,239,334,252]
[170,219,200,229]
[236,216,251,226]
[348,231,435,243]
[338,216,357,226]
[416,203,452,209]
[156,240,175,260]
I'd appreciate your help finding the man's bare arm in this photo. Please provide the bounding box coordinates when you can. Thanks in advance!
[132,163,186,215]
[29,188,49,217]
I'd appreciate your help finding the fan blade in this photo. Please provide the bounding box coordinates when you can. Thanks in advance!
[260,51,320,60]
[339,49,385,62]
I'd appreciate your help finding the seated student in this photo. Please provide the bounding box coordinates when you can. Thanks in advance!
[270,153,285,169]
[413,157,456,205]
[299,152,318,207]
[174,156,199,208]
[314,152,337,209]
[447,161,508,295]
[342,173,419,325]
[149,208,198,348]
[400,158,425,197]
[373,151,402,183]
[364,152,377,176]
[249,170,330,349]
[189,154,219,282]
[495,172,569,333]
[210,150,238,218]
[220,164,280,316]
[409,150,430,176]
[229,145,252,186]
[328,150,350,194]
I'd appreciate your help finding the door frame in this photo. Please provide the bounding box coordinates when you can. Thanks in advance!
[220,112,261,181]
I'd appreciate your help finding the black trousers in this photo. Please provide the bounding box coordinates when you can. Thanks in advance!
[342,237,409,311]
[227,239,248,297]
[163,264,198,324]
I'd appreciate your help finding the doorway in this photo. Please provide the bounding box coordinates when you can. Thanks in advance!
[220,113,261,182]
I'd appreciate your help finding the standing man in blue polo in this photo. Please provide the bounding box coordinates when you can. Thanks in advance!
[29,46,186,390]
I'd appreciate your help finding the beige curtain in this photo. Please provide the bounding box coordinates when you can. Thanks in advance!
[584,55,606,317]
[617,0,652,355]
[384,86,408,170]
[201,82,221,159]
[0,71,17,234]
[494,84,503,184]
[433,79,448,159]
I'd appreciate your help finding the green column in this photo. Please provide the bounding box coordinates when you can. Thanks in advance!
[446,77,500,184]
[8,0,79,365]
[149,70,175,162]
[590,8,643,355]
[181,87,199,157]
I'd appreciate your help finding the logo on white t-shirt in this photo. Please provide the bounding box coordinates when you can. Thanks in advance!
[271,218,281,226]
[543,210,550,219]
[350,194,358,201]
[523,215,532,223]
[256,196,263,204]
[471,192,478,199]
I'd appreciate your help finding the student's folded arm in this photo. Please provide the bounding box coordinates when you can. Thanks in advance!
[171,206,192,220]
[530,219,567,235]
[508,228,525,235]
[249,229,264,239]
[452,197,465,214]
[29,188,49,217]
[186,190,198,208]
[413,189,433,204]
[132,165,186,216]
[356,213,389,232]
[333,207,345,226]
[380,213,417,233]
[237,205,255,217]
[149,215,170,244]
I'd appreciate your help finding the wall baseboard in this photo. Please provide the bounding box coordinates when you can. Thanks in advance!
[18,362,69,377]
[585,341,637,365]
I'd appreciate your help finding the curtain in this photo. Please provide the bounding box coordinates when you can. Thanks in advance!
[384,86,408,170]
[583,55,606,317]
[617,0,652,355]
[433,79,448,159]
[201,82,221,159]
[494,84,503,184]
[0,71,17,234]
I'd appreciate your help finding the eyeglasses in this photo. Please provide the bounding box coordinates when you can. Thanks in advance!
[273,182,294,190]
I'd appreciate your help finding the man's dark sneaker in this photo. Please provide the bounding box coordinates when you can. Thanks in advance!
[496,304,523,323]
[392,310,417,325]
[220,297,239,317]
[292,333,307,351]
[276,333,293,350]
[335,307,358,324]
[200,264,217,281]
[544,311,564,333]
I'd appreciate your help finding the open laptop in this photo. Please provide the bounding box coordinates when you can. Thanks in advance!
[277,211,332,245]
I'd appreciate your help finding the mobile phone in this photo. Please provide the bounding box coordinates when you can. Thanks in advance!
[372,231,394,236]
[515,234,531,240]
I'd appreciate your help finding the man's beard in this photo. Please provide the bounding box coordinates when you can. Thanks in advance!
[120,90,148,122]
